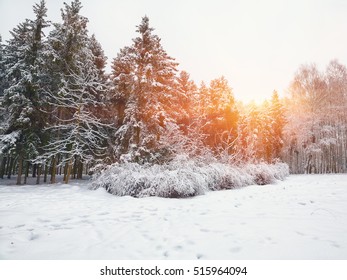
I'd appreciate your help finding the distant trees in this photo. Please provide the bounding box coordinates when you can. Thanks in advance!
[282,61,347,173]
[235,92,285,164]
[195,77,239,158]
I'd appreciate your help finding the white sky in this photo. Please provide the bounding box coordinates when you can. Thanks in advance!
[1,0,347,102]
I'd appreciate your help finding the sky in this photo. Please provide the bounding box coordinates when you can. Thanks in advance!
[1,0,347,102]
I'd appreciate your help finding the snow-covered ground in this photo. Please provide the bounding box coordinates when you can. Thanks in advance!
[0,174,346,259]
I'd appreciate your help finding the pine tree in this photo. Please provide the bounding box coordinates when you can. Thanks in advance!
[269,90,285,159]
[0,35,7,132]
[111,16,185,163]
[199,77,239,156]
[0,36,6,98]
[176,70,197,132]
[1,0,49,185]
[39,0,108,183]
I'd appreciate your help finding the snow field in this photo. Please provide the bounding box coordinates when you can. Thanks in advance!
[0,174,347,259]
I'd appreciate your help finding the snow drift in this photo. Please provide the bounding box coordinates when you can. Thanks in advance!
[91,157,289,198]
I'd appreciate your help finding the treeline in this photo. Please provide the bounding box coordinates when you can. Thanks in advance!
[282,61,347,173]
[0,0,346,185]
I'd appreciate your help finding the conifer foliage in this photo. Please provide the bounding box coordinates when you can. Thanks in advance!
[111,16,185,163]
[38,0,108,183]
[1,0,49,184]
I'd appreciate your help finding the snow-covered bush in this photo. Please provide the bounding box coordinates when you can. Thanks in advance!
[91,156,290,198]
[243,162,289,185]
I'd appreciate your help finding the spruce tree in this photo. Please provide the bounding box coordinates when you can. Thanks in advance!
[176,70,197,131]
[269,90,285,159]
[199,77,239,156]
[111,16,185,163]
[39,0,108,183]
[1,0,49,184]
[0,36,6,98]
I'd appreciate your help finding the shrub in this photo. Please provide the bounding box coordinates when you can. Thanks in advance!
[90,157,289,198]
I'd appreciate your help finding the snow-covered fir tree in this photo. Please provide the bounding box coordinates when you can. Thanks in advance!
[39,0,108,183]
[0,36,6,98]
[0,0,49,184]
[269,90,285,159]
[0,35,7,132]
[176,70,197,130]
[111,16,186,163]
[197,77,239,157]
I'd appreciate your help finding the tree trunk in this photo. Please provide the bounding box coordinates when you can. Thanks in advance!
[7,157,13,179]
[36,164,41,185]
[32,164,37,177]
[24,161,30,184]
[12,156,17,175]
[50,156,56,184]
[73,157,77,179]
[44,162,48,183]
[0,156,7,179]
[78,162,83,179]
[63,162,69,182]
[65,160,72,184]
[16,154,23,185]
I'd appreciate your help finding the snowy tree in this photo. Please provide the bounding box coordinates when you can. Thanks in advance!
[197,77,239,156]
[39,0,108,183]
[282,61,347,173]
[0,35,7,132]
[0,0,49,184]
[111,16,185,163]
[269,90,285,159]
[0,36,6,97]
[175,70,197,130]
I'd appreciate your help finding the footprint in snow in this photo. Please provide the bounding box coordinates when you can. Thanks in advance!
[79,215,89,218]
[13,224,25,228]
[174,245,183,250]
[186,240,195,245]
[298,202,306,206]
[97,212,109,216]
[330,242,341,248]
[200,228,210,233]
[196,253,204,259]
[230,247,241,253]
[37,218,50,223]
[28,232,39,241]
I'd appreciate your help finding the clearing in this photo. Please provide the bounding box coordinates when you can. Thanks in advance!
[0,174,346,259]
